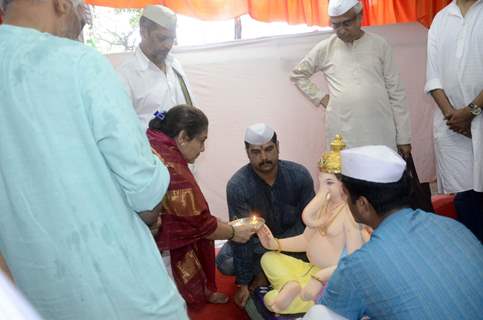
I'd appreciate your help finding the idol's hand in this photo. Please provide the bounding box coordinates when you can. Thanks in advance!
[257,225,278,250]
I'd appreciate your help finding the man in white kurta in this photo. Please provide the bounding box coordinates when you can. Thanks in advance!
[425,0,483,241]
[290,0,411,156]
[116,5,194,129]
[0,1,187,319]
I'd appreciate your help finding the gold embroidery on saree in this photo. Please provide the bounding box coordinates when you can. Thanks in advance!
[176,250,203,284]
[166,188,202,216]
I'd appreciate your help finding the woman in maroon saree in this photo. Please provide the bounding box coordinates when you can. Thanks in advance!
[147,105,255,310]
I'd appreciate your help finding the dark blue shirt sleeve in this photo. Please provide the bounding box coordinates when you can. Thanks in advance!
[298,167,316,210]
[280,166,315,238]
[226,180,256,285]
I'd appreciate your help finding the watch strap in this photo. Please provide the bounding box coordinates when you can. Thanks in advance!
[469,103,482,116]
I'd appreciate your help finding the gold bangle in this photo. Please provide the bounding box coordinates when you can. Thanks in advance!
[310,274,324,284]
[228,225,235,240]
[275,238,282,253]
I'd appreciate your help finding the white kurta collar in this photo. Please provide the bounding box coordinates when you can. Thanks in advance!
[448,0,482,17]
[338,31,366,48]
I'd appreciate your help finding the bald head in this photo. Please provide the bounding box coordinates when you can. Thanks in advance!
[3,0,87,40]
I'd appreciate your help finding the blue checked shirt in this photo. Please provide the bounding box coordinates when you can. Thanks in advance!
[320,208,483,320]
[227,160,315,285]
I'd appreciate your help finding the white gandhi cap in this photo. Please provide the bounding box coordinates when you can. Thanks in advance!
[142,5,177,31]
[244,123,275,145]
[328,0,359,17]
[341,145,407,183]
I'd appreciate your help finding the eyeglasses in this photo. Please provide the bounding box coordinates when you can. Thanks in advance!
[330,14,360,29]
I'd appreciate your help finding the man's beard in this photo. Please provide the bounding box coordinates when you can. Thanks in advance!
[154,51,170,64]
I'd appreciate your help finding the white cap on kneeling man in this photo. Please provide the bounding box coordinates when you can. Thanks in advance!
[244,123,275,145]
[341,145,406,183]
[328,0,360,17]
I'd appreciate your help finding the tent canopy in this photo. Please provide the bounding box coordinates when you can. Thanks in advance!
[85,0,451,27]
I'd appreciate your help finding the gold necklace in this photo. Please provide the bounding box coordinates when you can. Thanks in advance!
[318,202,346,236]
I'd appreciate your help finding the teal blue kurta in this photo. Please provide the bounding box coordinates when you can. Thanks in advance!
[0,25,187,320]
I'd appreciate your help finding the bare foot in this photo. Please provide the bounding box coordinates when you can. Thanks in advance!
[271,281,301,312]
[207,291,229,304]
[266,303,279,313]
[266,301,284,314]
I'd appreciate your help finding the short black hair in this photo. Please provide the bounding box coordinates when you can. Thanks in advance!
[148,105,208,140]
[342,171,410,215]
[244,132,278,149]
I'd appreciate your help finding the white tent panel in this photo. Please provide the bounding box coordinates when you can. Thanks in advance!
[108,22,436,220]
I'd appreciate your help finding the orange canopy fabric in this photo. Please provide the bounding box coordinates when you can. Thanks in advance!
[86,0,451,27]
[86,1,248,20]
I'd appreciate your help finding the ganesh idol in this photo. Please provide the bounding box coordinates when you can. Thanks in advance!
[257,135,371,314]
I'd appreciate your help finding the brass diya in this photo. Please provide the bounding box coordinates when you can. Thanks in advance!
[230,216,265,230]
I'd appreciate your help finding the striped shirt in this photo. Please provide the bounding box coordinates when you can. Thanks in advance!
[320,208,483,320]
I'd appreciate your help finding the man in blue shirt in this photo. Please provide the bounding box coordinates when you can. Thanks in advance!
[314,145,483,320]
[216,123,315,308]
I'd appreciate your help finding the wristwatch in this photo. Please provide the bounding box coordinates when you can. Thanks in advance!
[468,102,482,116]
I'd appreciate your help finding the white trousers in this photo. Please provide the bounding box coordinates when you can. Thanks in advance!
[0,271,44,320]
[300,305,349,320]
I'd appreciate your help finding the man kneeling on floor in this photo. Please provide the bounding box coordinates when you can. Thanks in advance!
[216,123,315,308]
[304,145,483,320]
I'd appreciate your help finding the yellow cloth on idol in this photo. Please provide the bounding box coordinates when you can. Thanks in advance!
[260,252,320,314]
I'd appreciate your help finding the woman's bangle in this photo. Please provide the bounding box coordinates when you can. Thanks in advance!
[228,225,235,240]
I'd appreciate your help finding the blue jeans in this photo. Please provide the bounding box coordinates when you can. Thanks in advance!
[216,241,235,276]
